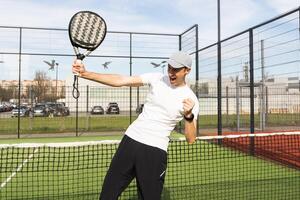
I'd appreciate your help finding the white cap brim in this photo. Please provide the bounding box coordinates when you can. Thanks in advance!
[167,59,186,69]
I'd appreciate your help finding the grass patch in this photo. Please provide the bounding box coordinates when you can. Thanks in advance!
[0,113,300,136]
[0,131,183,144]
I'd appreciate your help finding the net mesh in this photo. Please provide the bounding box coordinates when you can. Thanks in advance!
[1,132,299,200]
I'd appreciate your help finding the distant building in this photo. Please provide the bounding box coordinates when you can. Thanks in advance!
[0,79,65,89]
[0,79,66,102]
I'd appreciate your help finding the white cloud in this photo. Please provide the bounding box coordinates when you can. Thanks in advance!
[221,0,261,35]
[265,0,299,13]
[0,1,75,28]
[0,0,182,34]
[0,0,298,33]
[0,0,298,80]
[172,0,263,43]
[176,0,215,17]
[103,10,180,34]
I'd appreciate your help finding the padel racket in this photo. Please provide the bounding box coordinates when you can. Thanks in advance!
[68,11,107,98]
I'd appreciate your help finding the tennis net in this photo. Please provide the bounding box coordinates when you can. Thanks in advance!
[1,132,299,200]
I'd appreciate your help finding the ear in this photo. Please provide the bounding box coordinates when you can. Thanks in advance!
[184,67,191,75]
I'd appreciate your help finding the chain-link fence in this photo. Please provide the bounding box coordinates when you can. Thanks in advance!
[0,24,199,138]
[0,7,299,138]
[197,7,300,135]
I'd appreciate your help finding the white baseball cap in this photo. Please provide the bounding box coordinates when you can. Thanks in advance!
[167,51,192,69]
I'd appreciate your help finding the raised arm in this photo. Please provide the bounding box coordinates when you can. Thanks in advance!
[72,61,143,87]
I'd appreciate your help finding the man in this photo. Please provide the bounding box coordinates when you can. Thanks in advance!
[72,51,199,200]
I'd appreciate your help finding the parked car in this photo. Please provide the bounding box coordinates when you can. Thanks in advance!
[6,102,14,112]
[0,104,5,112]
[46,102,69,116]
[59,103,70,116]
[91,106,104,115]
[136,104,144,114]
[106,102,120,114]
[33,104,49,117]
[0,102,14,112]
[11,106,31,117]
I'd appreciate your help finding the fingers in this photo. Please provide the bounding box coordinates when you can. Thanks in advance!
[72,64,81,74]
[182,98,195,115]
[72,59,85,75]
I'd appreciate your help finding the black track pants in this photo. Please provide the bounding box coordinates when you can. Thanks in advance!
[99,135,167,200]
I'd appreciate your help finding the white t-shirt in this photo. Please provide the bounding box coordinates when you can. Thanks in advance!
[125,72,199,152]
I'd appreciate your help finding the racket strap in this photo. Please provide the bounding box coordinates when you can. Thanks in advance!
[72,75,80,99]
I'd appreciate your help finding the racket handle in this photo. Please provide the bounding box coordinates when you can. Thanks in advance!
[75,59,82,64]
[73,59,82,76]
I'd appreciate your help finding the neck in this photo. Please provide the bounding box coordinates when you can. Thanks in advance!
[173,81,186,88]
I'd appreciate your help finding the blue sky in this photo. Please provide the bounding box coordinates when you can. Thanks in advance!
[1,0,299,43]
[0,0,299,82]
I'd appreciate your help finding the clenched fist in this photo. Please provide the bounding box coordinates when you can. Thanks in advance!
[182,98,195,118]
[72,60,86,77]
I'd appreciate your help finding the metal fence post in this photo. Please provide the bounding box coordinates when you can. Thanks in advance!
[260,40,266,131]
[137,87,139,110]
[86,85,89,113]
[266,86,269,125]
[86,85,90,131]
[129,33,133,124]
[249,28,255,155]
[178,33,183,133]
[226,86,228,126]
[195,25,200,136]
[217,0,222,136]
[236,76,240,132]
[17,27,22,139]
[179,33,182,50]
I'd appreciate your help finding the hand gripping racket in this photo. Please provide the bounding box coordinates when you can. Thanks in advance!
[68,11,107,99]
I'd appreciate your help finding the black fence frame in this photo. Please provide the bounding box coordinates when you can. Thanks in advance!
[196,6,300,136]
[0,6,299,139]
[0,24,200,138]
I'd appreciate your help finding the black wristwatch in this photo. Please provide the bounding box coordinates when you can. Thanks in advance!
[184,113,194,122]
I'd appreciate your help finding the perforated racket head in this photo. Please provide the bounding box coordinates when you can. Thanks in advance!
[68,11,107,51]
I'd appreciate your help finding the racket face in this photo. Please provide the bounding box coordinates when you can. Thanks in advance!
[68,11,107,51]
